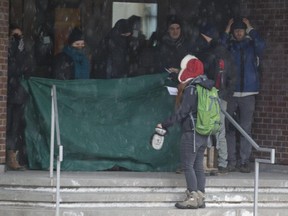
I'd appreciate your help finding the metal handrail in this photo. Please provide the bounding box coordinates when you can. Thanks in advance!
[49,85,63,216]
[221,107,275,216]
[47,85,274,216]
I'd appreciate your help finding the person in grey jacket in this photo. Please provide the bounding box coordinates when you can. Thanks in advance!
[157,55,213,209]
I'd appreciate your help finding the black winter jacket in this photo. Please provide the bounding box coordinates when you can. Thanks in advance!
[91,28,130,79]
[52,52,75,80]
[155,34,190,73]
[8,35,32,104]
[196,38,236,101]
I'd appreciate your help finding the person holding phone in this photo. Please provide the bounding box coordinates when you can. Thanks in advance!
[155,15,191,76]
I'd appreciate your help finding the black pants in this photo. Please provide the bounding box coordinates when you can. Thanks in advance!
[6,103,26,152]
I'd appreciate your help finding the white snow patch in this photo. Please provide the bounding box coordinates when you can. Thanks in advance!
[71,180,81,186]
[240,209,253,216]
[223,210,236,216]
[63,212,84,216]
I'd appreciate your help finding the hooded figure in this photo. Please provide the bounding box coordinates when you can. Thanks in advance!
[156,54,213,209]
[91,19,132,79]
[196,23,236,101]
[196,22,237,173]
[7,24,33,170]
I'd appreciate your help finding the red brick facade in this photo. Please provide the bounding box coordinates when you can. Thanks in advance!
[240,0,288,164]
[0,0,287,166]
[0,0,8,165]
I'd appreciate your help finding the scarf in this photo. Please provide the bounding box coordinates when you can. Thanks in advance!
[163,34,185,49]
[63,45,90,79]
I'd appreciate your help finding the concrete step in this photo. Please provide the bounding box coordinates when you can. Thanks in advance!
[1,186,288,204]
[1,170,287,188]
[0,170,287,216]
[0,206,287,216]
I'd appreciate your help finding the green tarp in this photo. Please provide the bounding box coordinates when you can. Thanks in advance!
[22,73,181,171]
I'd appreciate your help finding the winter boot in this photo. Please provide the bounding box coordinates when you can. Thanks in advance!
[175,190,199,209]
[197,190,206,208]
[239,163,251,173]
[7,150,25,170]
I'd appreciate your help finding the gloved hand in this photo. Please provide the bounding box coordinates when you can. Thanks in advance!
[150,127,167,150]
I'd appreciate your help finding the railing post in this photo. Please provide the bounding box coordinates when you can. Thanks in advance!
[219,104,275,216]
[50,88,55,184]
[50,85,63,216]
[254,161,259,216]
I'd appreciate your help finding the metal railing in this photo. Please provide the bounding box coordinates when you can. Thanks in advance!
[49,85,63,216]
[221,107,275,216]
[47,84,275,216]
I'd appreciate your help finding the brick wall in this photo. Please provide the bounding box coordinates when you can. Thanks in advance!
[0,0,8,165]
[241,0,288,164]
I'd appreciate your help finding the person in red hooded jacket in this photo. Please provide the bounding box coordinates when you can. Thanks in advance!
[156,55,214,209]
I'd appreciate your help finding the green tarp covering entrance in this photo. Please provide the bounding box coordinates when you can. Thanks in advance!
[22,73,181,171]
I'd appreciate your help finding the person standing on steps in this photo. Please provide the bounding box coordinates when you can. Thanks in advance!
[220,17,266,173]
[7,24,33,170]
[196,23,237,174]
[156,55,213,209]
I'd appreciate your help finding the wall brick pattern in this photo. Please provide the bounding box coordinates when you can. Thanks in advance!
[0,0,8,164]
[241,0,288,164]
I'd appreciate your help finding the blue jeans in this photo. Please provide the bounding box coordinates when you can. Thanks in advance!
[226,95,255,166]
[180,131,208,193]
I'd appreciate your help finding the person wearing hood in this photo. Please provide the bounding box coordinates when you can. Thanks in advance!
[91,19,132,79]
[156,55,213,209]
[195,23,237,174]
[7,24,33,170]
[155,15,191,74]
[52,27,90,80]
[220,17,266,173]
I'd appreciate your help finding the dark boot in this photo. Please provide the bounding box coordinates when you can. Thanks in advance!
[239,163,251,173]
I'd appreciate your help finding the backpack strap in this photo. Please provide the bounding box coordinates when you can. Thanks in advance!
[188,83,198,153]
[189,112,196,153]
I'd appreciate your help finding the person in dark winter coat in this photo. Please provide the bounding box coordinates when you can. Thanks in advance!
[196,23,237,173]
[53,27,90,80]
[7,24,33,170]
[155,15,191,74]
[91,19,132,79]
[220,17,266,173]
[157,55,212,209]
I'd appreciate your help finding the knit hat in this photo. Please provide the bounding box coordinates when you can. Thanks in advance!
[166,15,182,29]
[178,55,204,83]
[199,23,219,39]
[9,23,21,32]
[231,17,247,31]
[68,27,84,45]
[114,19,131,34]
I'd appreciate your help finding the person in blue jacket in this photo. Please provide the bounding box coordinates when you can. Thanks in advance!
[220,17,266,173]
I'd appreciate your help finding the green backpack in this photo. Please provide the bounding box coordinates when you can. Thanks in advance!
[194,84,221,136]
